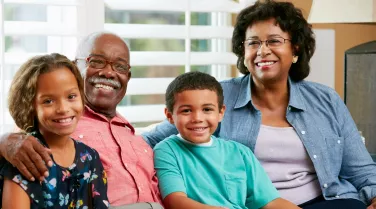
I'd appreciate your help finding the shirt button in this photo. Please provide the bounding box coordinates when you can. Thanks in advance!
[125,163,128,167]
[323,183,328,188]
[301,131,306,135]
[313,155,317,159]
[144,149,148,153]
[78,134,83,139]
[337,140,341,144]
[288,107,291,111]
[335,195,340,198]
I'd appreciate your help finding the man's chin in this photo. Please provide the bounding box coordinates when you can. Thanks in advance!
[86,99,120,115]
[88,102,115,110]
[85,90,124,115]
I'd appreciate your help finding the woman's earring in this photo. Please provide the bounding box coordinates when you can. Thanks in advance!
[292,55,298,63]
[243,60,248,68]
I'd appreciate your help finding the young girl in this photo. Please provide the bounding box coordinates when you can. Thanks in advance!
[0,53,109,209]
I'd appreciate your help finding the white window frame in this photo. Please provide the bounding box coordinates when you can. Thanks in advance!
[104,0,242,123]
[0,0,244,132]
[1,0,5,134]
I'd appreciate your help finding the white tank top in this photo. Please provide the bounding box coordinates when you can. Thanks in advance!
[254,125,322,205]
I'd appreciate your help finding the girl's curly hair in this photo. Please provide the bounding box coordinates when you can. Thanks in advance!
[8,53,84,132]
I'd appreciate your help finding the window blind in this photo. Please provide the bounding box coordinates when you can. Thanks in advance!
[0,0,244,133]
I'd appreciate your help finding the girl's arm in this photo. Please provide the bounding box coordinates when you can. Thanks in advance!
[164,192,226,209]
[2,178,30,209]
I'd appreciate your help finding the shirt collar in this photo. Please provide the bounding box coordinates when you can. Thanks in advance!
[233,74,306,111]
[176,134,213,147]
[234,74,252,109]
[288,78,306,111]
[84,105,135,134]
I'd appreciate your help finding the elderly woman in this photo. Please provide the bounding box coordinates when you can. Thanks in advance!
[143,0,376,208]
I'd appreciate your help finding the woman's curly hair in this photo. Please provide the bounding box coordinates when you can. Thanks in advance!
[232,0,316,81]
[8,53,84,133]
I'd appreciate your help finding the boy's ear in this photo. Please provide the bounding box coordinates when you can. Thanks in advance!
[164,108,174,124]
[218,105,226,122]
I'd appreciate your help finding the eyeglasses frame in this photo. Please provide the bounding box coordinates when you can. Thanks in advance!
[243,37,292,50]
[75,56,131,74]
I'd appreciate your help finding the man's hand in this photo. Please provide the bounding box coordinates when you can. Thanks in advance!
[367,198,376,209]
[0,133,53,181]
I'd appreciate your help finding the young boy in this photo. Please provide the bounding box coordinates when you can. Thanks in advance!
[153,72,301,209]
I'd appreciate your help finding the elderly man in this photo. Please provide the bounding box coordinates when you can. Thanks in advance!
[0,32,163,209]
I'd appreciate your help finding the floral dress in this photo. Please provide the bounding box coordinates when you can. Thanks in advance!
[0,131,109,209]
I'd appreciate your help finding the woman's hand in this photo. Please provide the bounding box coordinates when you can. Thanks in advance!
[367,198,376,209]
[0,133,52,181]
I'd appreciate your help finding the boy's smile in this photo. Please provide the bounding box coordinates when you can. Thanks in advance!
[166,89,225,144]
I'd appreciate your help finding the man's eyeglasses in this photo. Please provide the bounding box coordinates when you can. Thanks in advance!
[76,56,131,74]
[243,37,291,50]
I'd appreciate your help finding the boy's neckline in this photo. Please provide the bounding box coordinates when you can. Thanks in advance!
[176,134,214,147]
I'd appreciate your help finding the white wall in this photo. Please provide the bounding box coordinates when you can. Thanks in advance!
[306,29,335,88]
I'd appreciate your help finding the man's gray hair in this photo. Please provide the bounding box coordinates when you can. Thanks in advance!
[75,31,129,77]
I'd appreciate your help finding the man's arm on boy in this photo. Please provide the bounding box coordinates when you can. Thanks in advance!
[164,192,227,209]
[0,132,52,181]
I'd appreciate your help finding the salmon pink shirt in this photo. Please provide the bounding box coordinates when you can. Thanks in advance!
[71,106,162,206]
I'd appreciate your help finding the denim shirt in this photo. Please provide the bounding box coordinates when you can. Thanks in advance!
[142,74,376,205]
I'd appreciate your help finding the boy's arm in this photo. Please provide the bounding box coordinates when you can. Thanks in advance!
[261,198,300,209]
[154,140,186,201]
[164,192,226,209]
[241,145,290,209]
[2,178,31,209]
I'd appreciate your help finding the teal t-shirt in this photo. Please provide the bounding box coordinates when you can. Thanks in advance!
[154,135,279,209]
